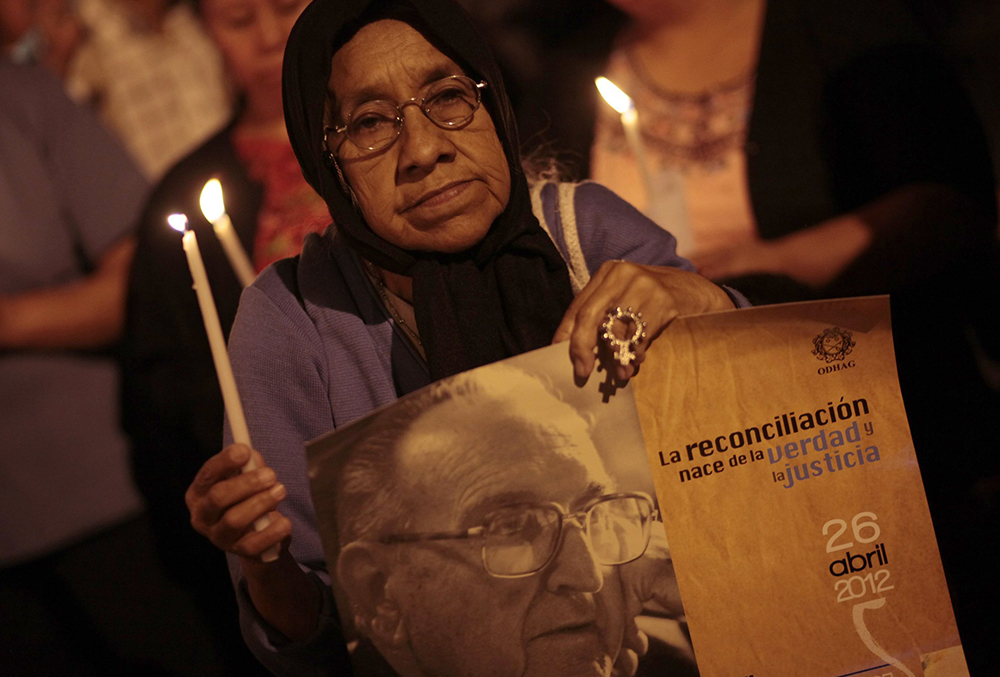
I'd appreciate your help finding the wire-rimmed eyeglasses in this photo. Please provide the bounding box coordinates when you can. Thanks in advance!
[326,75,487,155]
[379,492,657,579]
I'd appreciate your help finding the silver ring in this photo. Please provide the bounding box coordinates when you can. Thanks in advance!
[601,306,647,367]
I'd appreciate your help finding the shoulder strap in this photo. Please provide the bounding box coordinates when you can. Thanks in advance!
[529,181,591,294]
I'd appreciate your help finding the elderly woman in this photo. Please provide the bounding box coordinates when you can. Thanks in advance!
[186,0,742,673]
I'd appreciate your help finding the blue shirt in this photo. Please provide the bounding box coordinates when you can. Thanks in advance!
[0,59,149,565]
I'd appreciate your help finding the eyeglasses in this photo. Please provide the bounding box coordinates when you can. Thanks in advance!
[326,75,487,155]
[380,492,657,579]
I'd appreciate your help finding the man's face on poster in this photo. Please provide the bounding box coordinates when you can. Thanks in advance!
[380,397,627,677]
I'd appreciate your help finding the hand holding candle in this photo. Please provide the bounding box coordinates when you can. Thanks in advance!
[169,213,279,562]
[200,179,257,288]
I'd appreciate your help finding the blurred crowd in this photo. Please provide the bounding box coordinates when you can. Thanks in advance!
[1,0,997,675]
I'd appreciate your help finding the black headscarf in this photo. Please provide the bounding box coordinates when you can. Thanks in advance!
[282,0,575,381]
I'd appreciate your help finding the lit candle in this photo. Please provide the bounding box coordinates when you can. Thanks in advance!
[200,179,256,288]
[596,76,694,255]
[596,77,654,206]
[168,213,278,562]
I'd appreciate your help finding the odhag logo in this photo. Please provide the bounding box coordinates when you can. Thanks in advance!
[812,327,855,363]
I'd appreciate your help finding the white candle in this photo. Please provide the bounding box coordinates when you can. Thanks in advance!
[200,179,256,289]
[168,213,278,562]
[596,76,694,255]
[596,77,654,205]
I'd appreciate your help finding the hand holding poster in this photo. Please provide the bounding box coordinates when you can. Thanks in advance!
[306,297,966,676]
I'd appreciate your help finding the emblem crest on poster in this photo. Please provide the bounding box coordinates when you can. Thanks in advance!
[812,327,855,363]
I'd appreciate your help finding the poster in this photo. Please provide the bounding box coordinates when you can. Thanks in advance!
[306,296,965,677]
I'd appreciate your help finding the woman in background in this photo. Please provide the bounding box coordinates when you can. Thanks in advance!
[587,0,1000,669]
[119,0,325,671]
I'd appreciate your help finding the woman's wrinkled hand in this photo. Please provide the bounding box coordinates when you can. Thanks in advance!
[185,444,292,560]
[552,261,734,382]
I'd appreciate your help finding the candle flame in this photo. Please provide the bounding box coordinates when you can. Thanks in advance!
[200,179,226,223]
[167,213,189,233]
[595,77,634,115]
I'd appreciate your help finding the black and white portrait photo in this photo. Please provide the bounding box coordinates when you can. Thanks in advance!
[307,343,698,677]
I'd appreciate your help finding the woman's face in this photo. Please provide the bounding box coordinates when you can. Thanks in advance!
[328,19,511,253]
[201,0,310,119]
